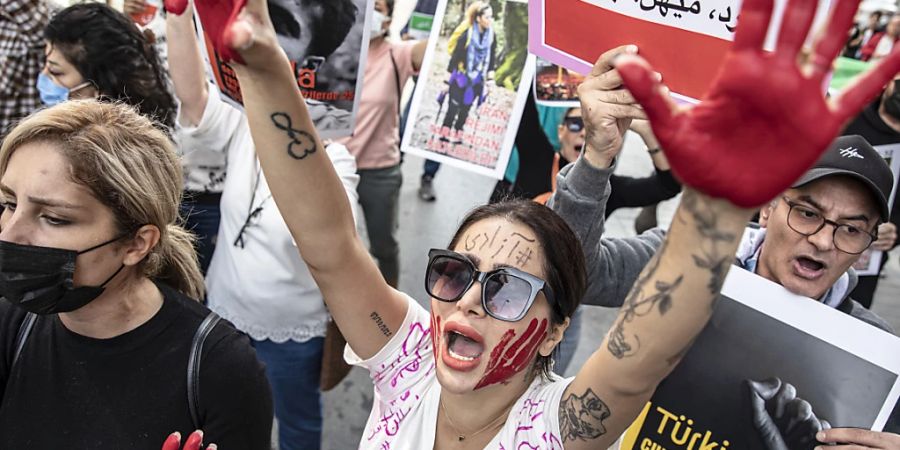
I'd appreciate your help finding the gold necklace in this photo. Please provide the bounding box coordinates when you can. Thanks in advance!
[439,396,510,442]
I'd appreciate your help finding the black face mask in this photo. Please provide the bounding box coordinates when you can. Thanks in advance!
[883,80,900,120]
[0,236,126,315]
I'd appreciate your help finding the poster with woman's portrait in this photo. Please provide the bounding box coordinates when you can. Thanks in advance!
[402,0,534,179]
[196,0,373,139]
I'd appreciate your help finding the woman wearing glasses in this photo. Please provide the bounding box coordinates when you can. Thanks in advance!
[193,0,897,446]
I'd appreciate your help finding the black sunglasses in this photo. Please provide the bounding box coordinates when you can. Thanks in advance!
[425,249,556,322]
[562,116,584,132]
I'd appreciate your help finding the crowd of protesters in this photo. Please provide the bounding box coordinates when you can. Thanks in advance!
[1,0,900,449]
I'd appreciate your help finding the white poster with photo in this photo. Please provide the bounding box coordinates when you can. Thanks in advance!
[853,144,900,276]
[195,0,374,139]
[620,267,900,450]
[402,0,533,179]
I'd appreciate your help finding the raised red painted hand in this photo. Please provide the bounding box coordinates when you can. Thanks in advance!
[163,0,187,15]
[187,0,248,63]
[617,0,900,207]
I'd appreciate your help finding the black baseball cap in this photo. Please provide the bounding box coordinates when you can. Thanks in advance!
[792,135,893,222]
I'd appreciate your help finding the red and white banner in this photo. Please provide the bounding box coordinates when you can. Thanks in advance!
[529,0,830,101]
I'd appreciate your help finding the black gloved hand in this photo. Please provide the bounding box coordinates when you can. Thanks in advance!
[746,378,831,450]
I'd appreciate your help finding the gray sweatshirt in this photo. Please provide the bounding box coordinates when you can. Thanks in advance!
[548,156,894,334]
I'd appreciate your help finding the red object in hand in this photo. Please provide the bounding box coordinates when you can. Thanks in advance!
[163,0,188,15]
[189,0,247,63]
[161,431,208,450]
[131,3,158,26]
[616,0,900,207]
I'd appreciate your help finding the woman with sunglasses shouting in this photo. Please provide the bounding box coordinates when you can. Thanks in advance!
[184,0,900,445]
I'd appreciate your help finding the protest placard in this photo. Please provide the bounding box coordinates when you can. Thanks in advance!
[529,0,830,102]
[853,143,900,276]
[402,0,533,179]
[534,57,583,107]
[196,0,373,139]
[619,267,900,450]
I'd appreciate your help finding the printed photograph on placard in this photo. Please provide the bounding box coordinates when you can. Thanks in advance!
[403,0,533,179]
[854,145,899,276]
[534,57,583,107]
[619,269,900,450]
[197,0,373,139]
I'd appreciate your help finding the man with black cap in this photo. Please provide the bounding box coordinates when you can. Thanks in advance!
[553,134,894,329]
[550,77,900,445]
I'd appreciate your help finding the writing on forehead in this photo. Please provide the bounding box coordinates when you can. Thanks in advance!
[462,227,537,268]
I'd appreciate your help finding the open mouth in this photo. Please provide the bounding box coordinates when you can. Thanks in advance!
[447,331,484,361]
[574,144,584,153]
[793,256,827,279]
[442,323,485,371]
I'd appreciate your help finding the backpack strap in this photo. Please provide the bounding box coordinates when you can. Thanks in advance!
[12,313,38,368]
[187,311,222,430]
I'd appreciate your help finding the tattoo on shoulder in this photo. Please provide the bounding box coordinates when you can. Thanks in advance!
[369,312,392,337]
[560,388,612,443]
[270,112,317,160]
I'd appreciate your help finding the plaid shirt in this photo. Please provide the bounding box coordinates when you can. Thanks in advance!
[0,0,52,139]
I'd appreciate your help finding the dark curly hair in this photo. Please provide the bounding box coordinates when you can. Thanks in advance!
[447,200,587,380]
[44,3,176,130]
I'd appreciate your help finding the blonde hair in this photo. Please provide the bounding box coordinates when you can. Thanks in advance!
[448,1,491,56]
[0,100,205,299]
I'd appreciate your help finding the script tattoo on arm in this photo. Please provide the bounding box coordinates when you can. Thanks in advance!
[369,312,392,337]
[607,191,737,360]
[270,112,317,160]
[559,388,612,443]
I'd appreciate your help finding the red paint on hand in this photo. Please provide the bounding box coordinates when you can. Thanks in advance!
[616,0,900,207]
[430,312,442,362]
[161,432,181,450]
[474,318,548,390]
[163,0,187,15]
[183,431,204,450]
[192,0,247,63]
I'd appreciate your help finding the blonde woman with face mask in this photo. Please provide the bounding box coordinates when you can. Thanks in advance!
[0,100,273,449]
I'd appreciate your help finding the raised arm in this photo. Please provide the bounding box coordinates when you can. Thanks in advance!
[548,46,666,308]
[182,0,407,360]
[165,1,209,126]
[558,0,900,445]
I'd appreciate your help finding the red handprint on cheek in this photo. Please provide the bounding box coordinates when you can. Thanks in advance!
[474,318,548,390]
[430,312,442,362]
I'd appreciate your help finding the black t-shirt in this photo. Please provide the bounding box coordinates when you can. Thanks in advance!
[0,283,273,449]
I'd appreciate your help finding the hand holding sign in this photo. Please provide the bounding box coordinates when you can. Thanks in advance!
[161,431,216,450]
[170,0,249,63]
[576,45,649,168]
[614,0,900,207]
[817,427,900,449]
